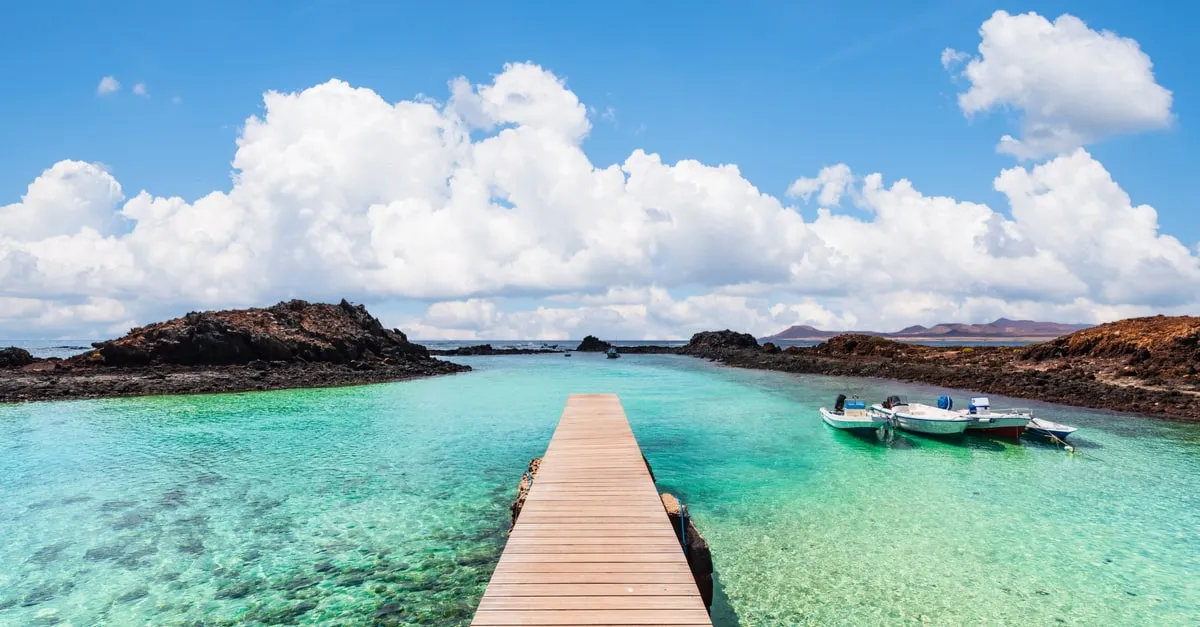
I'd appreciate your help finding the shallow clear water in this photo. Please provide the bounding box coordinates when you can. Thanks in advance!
[1,354,1197,625]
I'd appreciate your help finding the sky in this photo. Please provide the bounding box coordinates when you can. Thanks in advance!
[1,1,1198,340]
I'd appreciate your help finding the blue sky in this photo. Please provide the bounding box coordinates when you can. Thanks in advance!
[3,0,1195,237]
[1,1,1197,339]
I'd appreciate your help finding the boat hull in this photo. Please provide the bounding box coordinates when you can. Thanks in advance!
[894,414,971,435]
[820,408,887,432]
[870,403,971,435]
[1026,418,1077,440]
[965,415,1029,438]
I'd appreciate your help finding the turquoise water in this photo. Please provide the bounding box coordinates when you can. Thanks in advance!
[1,354,1198,625]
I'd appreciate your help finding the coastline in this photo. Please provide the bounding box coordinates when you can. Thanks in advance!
[0,360,469,404]
[6,313,1197,423]
[0,300,472,404]
[769,335,1060,343]
[682,332,1200,423]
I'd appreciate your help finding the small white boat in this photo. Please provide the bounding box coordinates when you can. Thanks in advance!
[869,395,970,435]
[1026,417,1078,440]
[820,395,888,432]
[958,397,1031,439]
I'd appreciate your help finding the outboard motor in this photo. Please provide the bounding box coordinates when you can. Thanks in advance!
[834,394,846,413]
[937,395,953,410]
[884,395,903,409]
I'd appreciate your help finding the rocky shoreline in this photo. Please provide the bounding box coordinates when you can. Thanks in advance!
[428,344,564,356]
[6,303,1197,422]
[0,300,468,404]
[679,321,1200,422]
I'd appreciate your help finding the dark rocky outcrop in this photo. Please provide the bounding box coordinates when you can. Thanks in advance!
[0,347,34,369]
[1021,315,1200,381]
[1,300,468,403]
[662,493,713,610]
[93,299,428,366]
[575,335,611,352]
[680,330,758,356]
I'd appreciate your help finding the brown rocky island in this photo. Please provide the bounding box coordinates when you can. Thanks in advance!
[0,300,468,403]
[681,316,1200,422]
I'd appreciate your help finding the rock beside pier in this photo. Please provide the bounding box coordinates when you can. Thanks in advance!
[510,457,542,528]
[661,493,714,610]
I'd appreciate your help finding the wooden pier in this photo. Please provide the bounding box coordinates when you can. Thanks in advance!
[472,394,712,626]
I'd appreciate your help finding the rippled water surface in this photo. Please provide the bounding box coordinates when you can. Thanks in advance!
[1,354,1198,625]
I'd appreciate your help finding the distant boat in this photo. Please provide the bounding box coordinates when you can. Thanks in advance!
[957,396,1031,439]
[606,347,620,359]
[820,394,888,433]
[1025,417,1078,440]
[869,395,970,435]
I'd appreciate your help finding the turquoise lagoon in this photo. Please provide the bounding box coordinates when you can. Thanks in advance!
[1,353,1197,625]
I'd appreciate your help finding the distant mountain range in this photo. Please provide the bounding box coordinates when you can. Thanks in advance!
[763,318,1092,342]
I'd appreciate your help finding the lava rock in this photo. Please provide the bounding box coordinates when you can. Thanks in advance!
[680,330,759,356]
[91,299,430,367]
[0,347,34,369]
[575,335,611,352]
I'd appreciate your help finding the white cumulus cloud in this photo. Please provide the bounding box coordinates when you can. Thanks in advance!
[96,76,120,96]
[2,60,1196,340]
[787,164,853,207]
[133,82,149,97]
[946,11,1173,159]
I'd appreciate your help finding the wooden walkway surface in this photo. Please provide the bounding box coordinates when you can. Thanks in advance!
[472,393,711,626]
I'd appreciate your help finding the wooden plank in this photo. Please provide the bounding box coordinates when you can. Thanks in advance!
[472,394,710,626]
[505,533,680,542]
[472,609,712,625]
[477,596,706,611]
[486,572,698,585]
[482,583,700,596]
[489,562,691,574]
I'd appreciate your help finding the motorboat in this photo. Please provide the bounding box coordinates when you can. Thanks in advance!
[958,397,1031,439]
[869,395,970,435]
[606,347,620,359]
[820,394,889,433]
[1025,417,1078,440]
